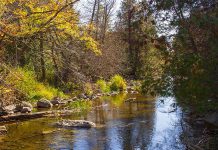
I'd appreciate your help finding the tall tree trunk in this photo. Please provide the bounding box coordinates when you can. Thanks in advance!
[95,0,100,40]
[51,42,59,87]
[127,0,135,77]
[89,0,97,34]
[102,5,108,43]
[39,32,46,81]
[90,0,97,24]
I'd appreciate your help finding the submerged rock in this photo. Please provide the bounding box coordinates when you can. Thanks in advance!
[37,99,53,108]
[56,120,96,128]
[0,126,7,135]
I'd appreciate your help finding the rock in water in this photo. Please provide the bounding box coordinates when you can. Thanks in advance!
[21,107,32,113]
[0,126,7,135]
[56,120,96,128]
[37,99,53,108]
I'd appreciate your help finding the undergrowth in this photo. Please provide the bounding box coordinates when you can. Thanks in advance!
[5,67,68,101]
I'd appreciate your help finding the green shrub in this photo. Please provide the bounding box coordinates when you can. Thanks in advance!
[84,82,93,96]
[5,67,68,101]
[109,75,127,91]
[96,79,110,93]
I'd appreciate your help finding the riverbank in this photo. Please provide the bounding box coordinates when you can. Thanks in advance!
[0,79,140,123]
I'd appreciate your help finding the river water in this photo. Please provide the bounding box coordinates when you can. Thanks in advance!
[0,93,186,150]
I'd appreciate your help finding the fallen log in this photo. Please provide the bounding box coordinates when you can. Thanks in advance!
[0,110,79,124]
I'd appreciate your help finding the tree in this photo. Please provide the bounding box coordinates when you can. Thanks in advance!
[0,0,100,86]
[147,0,218,110]
[117,0,165,79]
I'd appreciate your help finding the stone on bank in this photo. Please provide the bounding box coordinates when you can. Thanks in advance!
[37,98,53,108]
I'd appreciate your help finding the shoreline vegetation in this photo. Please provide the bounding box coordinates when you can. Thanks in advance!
[0,71,135,126]
[0,0,217,149]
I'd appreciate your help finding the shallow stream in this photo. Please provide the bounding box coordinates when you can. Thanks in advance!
[0,93,186,150]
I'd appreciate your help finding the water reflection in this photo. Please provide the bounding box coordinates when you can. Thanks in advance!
[0,94,186,150]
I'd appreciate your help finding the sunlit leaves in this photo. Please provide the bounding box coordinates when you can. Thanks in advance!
[0,0,100,53]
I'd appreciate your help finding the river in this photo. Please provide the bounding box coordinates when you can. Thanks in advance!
[0,93,186,150]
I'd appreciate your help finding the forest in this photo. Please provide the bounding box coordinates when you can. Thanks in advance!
[0,0,217,150]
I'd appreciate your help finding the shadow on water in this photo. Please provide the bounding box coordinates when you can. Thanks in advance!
[0,93,186,150]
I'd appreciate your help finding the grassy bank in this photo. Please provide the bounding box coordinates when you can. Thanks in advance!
[1,67,68,102]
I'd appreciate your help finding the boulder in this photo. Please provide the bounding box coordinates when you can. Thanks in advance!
[50,98,61,105]
[51,97,66,105]
[21,107,32,113]
[37,99,53,108]
[56,120,96,128]
[3,105,16,114]
[15,101,33,112]
[0,126,7,135]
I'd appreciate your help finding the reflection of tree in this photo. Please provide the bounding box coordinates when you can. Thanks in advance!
[111,93,127,107]
[104,94,156,149]
[0,118,61,149]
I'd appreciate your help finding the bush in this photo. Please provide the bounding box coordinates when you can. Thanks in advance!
[84,82,93,96]
[109,75,127,91]
[5,67,68,101]
[96,79,110,93]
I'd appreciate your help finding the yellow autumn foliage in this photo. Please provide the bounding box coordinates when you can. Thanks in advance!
[0,0,100,54]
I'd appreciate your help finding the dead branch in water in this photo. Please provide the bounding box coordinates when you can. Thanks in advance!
[0,110,80,124]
